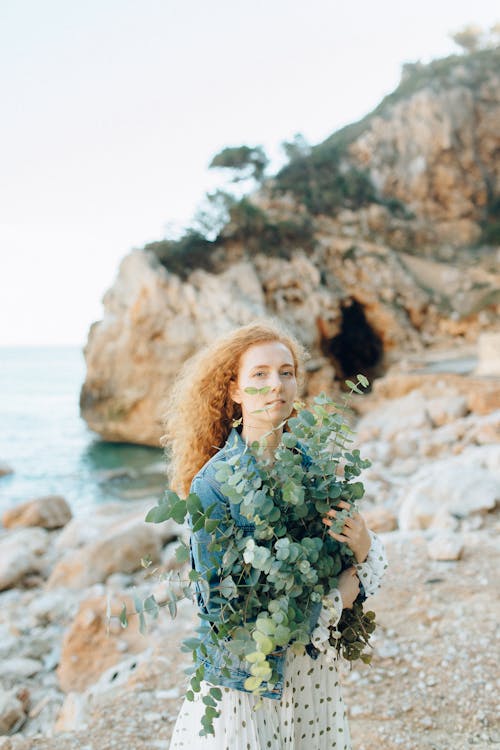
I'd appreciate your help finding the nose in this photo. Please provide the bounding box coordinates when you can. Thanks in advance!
[269,370,283,391]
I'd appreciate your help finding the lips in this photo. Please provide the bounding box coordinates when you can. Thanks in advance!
[266,399,285,405]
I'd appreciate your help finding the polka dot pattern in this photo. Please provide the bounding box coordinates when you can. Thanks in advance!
[169,649,351,749]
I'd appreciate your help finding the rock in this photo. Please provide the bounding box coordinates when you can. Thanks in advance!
[474,332,500,376]
[425,395,468,427]
[469,410,500,445]
[29,589,80,625]
[0,462,14,478]
[427,531,464,561]
[348,66,499,247]
[53,503,131,551]
[47,521,162,589]
[370,373,500,416]
[56,594,153,693]
[398,447,500,530]
[54,500,183,552]
[0,528,49,591]
[0,689,27,736]
[2,495,72,530]
[80,252,267,445]
[53,692,89,733]
[1,658,43,678]
[356,390,433,443]
[79,242,427,446]
[364,506,398,533]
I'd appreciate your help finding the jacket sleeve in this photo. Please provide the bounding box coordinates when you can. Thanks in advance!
[189,473,231,625]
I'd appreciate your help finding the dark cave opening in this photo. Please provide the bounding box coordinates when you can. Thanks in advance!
[323,299,385,386]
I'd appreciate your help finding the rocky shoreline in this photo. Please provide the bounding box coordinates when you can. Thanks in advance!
[0,360,499,750]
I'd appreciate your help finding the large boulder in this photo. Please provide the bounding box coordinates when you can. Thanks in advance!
[54,499,182,551]
[2,495,72,530]
[0,528,49,591]
[46,521,162,589]
[56,594,150,693]
[398,446,500,530]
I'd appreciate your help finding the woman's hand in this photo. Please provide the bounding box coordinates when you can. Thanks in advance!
[322,500,372,563]
[337,567,360,609]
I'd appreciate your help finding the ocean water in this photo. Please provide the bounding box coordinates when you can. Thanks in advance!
[0,346,165,521]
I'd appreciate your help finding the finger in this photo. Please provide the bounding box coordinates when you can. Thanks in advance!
[322,518,332,527]
[328,530,350,543]
[335,501,351,510]
[326,509,336,517]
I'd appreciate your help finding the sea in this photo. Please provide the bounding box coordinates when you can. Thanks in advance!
[0,346,165,522]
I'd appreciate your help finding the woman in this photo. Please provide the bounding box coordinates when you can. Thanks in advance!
[165,319,388,749]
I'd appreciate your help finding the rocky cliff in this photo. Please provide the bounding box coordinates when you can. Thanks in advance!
[80,49,500,446]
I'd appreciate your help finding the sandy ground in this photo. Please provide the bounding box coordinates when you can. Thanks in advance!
[3,516,498,750]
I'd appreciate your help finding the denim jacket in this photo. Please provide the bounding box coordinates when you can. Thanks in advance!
[188,427,322,700]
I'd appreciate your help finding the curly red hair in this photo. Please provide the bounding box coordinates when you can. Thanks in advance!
[161,319,307,496]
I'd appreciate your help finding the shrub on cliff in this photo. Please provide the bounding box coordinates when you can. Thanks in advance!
[273,143,376,216]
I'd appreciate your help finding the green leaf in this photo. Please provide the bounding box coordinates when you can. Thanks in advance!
[244,675,263,691]
[281,433,297,448]
[138,612,146,635]
[192,514,206,533]
[204,518,219,533]
[143,594,159,619]
[299,410,316,426]
[345,379,363,394]
[182,637,201,651]
[133,592,143,614]
[357,373,369,388]
[186,493,202,514]
[175,543,190,564]
[119,603,128,629]
[167,591,177,618]
[170,500,188,524]
[144,504,171,523]
[252,631,274,654]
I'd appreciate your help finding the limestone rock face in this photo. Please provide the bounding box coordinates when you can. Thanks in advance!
[79,50,500,447]
[80,250,266,444]
[2,496,72,530]
[80,243,433,444]
[347,54,500,248]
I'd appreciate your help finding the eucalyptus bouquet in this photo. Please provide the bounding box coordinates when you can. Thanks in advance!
[118,375,375,736]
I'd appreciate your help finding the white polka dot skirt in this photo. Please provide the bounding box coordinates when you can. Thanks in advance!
[169,649,351,749]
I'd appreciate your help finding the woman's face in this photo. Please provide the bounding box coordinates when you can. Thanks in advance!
[230,340,298,429]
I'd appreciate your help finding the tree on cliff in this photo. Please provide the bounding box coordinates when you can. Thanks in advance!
[208,145,269,184]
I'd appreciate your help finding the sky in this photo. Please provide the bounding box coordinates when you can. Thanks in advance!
[1,0,498,346]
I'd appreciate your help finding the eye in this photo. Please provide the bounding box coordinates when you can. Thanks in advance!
[282,370,294,376]
[253,371,265,377]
